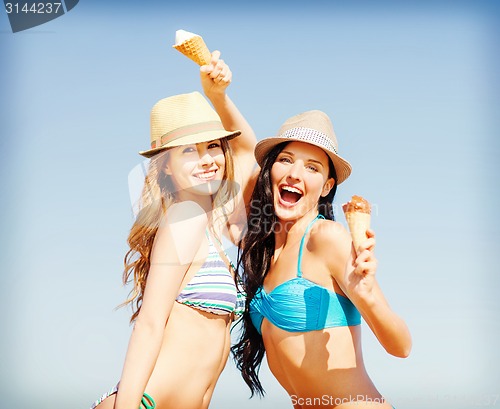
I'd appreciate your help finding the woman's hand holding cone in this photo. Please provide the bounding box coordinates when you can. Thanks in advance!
[345,229,378,304]
[200,50,232,97]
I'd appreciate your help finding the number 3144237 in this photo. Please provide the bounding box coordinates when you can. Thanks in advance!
[5,3,63,14]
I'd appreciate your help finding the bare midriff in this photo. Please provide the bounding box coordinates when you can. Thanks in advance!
[262,321,392,409]
[144,302,232,409]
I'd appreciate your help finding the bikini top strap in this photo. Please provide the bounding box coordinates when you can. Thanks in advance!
[297,214,325,278]
[205,228,236,272]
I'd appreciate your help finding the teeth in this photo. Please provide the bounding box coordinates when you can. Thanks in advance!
[195,171,216,180]
[281,186,302,194]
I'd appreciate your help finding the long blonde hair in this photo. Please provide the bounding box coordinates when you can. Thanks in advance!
[121,139,236,322]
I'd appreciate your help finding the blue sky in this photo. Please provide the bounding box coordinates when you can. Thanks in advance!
[1,1,499,408]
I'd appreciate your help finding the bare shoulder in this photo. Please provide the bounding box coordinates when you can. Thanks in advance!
[152,201,208,265]
[310,219,351,249]
[309,219,352,272]
[164,201,208,227]
[158,201,208,245]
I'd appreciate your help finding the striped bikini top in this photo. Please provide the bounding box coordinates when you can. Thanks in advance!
[176,231,245,316]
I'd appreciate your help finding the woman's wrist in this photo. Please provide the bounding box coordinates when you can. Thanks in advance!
[350,288,377,311]
[205,90,228,104]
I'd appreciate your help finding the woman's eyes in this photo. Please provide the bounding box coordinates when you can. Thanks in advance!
[181,142,220,154]
[278,157,318,172]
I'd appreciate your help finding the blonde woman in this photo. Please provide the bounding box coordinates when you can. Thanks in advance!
[90,52,256,409]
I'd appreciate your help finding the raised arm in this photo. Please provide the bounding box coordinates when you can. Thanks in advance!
[322,223,412,358]
[114,202,207,409]
[200,51,259,243]
[200,50,257,159]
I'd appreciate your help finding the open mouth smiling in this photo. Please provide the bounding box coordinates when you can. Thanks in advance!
[194,169,218,181]
[279,184,303,205]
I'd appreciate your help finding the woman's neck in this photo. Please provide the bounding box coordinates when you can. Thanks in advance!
[274,209,319,248]
[175,191,214,214]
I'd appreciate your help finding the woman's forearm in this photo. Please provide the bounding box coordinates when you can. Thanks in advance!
[356,294,412,358]
[206,93,257,155]
[113,320,164,409]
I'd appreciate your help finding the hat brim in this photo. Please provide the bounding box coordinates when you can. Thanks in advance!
[254,137,352,184]
[139,129,241,158]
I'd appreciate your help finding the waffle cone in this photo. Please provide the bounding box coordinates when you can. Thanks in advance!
[344,212,371,254]
[173,35,211,66]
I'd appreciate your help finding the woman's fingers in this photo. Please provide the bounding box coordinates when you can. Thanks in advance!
[200,50,231,93]
[201,50,222,74]
[366,228,375,239]
[210,59,231,85]
[356,229,375,250]
[355,259,378,276]
[210,50,221,65]
[218,66,232,84]
[210,59,226,79]
[353,246,377,276]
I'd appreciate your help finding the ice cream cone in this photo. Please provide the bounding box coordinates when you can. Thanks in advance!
[342,195,371,254]
[173,30,211,66]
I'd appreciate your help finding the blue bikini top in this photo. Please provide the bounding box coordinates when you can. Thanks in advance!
[249,215,361,334]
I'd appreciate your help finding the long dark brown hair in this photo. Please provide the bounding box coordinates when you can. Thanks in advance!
[232,142,338,396]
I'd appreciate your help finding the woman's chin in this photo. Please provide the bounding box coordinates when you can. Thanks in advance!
[187,180,222,196]
[274,202,302,221]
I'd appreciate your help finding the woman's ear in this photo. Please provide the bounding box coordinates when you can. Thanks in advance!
[164,164,172,176]
[320,178,335,197]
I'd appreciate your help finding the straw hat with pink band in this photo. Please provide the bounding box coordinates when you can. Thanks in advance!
[139,91,241,158]
[254,110,352,184]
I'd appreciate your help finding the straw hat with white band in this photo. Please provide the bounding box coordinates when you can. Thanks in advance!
[254,110,352,184]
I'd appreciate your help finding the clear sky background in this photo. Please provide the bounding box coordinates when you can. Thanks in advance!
[1,1,499,408]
